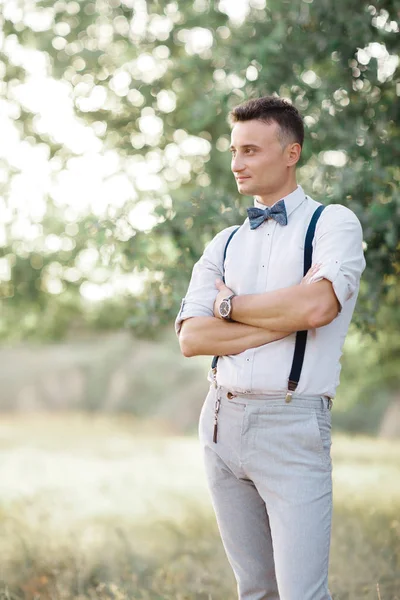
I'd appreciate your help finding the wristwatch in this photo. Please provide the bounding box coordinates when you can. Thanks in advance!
[219,293,236,321]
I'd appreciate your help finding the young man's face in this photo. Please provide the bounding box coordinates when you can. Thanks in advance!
[230,119,299,199]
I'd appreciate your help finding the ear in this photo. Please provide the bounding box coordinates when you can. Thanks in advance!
[286,142,301,167]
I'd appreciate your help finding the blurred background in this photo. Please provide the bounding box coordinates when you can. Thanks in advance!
[0,0,399,598]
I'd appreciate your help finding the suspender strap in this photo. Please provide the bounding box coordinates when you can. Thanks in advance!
[304,205,325,276]
[222,227,240,284]
[286,204,325,401]
[211,226,240,370]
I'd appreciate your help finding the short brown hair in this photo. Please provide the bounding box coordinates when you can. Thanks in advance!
[229,96,304,148]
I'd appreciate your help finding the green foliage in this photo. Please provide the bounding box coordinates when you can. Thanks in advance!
[0,0,399,344]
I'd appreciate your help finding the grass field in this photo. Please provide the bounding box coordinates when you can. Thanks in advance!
[0,413,399,600]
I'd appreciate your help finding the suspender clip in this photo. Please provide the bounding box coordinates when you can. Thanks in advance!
[286,380,297,403]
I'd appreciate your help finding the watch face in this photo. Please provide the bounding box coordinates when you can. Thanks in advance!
[219,300,230,317]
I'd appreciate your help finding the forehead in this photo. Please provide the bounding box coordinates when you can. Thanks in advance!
[230,119,280,147]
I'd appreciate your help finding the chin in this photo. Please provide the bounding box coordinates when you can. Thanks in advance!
[237,182,254,195]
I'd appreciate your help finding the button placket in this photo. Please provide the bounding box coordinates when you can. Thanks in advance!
[257,220,275,292]
[242,220,275,394]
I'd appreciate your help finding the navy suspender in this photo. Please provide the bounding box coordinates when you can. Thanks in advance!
[211,226,240,370]
[222,227,240,279]
[211,205,325,397]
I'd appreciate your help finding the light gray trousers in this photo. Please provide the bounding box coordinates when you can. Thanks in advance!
[198,383,333,600]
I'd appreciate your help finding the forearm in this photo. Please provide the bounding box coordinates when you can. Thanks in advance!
[231,285,309,332]
[230,281,339,331]
[179,316,290,357]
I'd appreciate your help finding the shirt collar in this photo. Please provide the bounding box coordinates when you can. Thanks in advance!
[253,185,306,218]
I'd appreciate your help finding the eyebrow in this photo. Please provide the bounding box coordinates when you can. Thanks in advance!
[229,144,262,151]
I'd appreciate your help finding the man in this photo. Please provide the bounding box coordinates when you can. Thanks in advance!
[174,96,366,600]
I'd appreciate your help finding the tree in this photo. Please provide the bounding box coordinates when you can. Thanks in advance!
[0,0,399,340]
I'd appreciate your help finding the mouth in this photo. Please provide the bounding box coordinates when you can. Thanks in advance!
[236,176,250,182]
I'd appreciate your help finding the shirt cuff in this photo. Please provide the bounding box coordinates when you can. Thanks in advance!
[175,298,186,336]
[307,259,352,312]
[174,298,214,336]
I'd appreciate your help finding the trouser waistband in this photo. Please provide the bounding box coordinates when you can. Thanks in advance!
[215,384,333,410]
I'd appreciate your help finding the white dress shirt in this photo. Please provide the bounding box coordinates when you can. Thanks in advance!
[175,185,366,398]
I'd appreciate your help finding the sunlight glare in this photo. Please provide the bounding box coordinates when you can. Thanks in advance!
[320,150,348,167]
[128,200,161,231]
[218,0,250,24]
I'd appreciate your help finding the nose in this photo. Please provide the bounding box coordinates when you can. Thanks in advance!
[231,154,245,173]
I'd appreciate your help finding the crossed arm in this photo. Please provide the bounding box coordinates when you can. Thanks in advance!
[228,278,340,332]
[179,316,290,358]
[177,205,365,358]
[179,269,338,357]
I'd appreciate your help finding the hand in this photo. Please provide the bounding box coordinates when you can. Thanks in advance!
[301,263,321,285]
[213,279,235,319]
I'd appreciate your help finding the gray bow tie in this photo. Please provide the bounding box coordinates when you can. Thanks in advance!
[247,199,288,229]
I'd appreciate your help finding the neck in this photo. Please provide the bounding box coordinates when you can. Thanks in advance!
[255,180,298,207]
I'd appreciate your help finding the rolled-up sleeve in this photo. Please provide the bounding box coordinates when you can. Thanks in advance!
[307,204,366,311]
[175,226,239,336]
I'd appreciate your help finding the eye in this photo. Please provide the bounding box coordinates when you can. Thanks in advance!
[244,148,255,155]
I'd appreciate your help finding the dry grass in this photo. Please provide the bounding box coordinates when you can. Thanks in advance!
[0,415,399,599]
